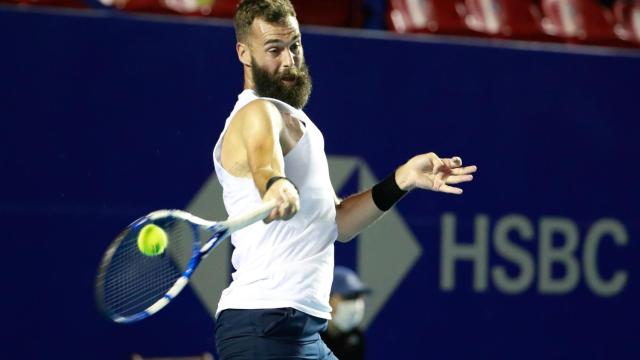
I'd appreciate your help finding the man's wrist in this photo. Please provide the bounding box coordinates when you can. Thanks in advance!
[371,170,409,211]
[265,176,299,194]
[394,164,414,191]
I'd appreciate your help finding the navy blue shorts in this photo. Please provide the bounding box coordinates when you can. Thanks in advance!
[215,307,338,360]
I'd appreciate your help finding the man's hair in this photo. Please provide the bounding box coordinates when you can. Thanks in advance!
[234,0,297,42]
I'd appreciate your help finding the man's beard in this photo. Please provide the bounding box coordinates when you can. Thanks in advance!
[251,57,312,109]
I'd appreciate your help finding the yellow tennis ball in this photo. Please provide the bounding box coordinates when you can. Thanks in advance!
[137,224,168,256]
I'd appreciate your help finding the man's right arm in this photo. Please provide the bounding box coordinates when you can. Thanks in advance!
[234,99,300,222]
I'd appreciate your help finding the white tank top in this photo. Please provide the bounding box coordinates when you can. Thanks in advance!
[212,89,337,320]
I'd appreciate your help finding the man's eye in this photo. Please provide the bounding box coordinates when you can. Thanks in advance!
[267,48,279,54]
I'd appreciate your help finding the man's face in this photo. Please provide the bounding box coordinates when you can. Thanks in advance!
[246,16,312,109]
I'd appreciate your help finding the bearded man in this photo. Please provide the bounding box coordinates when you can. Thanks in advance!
[212,1,478,359]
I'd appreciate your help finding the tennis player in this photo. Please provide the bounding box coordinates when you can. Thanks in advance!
[212,1,478,359]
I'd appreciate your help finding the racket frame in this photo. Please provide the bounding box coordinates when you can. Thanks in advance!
[95,201,276,323]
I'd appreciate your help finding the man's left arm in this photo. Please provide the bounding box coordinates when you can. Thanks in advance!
[334,152,477,242]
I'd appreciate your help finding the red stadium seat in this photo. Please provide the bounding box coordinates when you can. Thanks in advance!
[540,0,621,45]
[98,0,362,27]
[613,0,640,44]
[188,0,236,16]
[97,0,236,16]
[290,0,364,28]
[387,0,475,35]
[98,0,164,14]
[461,0,503,35]
[459,0,554,40]
[1,0,87,8]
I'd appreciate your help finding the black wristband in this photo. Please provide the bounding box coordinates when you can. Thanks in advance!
[265,176,299,193]
[371,172,408,211]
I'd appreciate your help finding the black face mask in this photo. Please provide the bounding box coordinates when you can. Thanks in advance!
[251,57,313,109]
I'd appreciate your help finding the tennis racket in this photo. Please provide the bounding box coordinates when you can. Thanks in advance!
[95,200,277,324]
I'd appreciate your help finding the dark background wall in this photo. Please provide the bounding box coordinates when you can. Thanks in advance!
[1,6,639,360]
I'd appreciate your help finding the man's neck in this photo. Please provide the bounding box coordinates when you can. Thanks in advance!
[243,67,254,90]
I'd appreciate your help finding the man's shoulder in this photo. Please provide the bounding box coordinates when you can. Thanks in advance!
[229,98,285,132]
[234,97,281,118]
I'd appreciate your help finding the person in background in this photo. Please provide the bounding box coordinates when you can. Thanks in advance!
[322,266,371,360]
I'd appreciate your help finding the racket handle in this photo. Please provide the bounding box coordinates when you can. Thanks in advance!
[223,200,278,232]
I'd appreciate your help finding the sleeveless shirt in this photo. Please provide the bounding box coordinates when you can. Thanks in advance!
[212,89,338,319]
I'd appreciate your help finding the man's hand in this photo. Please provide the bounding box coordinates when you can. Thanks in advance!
[262,178,300,223]
[395,153,477,194]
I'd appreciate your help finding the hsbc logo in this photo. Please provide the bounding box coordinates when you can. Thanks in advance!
[440,213,629,297]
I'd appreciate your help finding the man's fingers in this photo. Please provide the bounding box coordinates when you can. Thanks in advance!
[450,165,477,175]
[445,174,474,184]
[432,172,445,190]
[266,186,298,221]
[263,208,279,223]
[439,184,463,195]
[412,153,475,194]
[429,153,445,175]
[262,178,301,223]
[443,156,462,169]
[278,196,290,215]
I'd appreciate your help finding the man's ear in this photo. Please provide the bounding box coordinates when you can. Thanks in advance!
[236,42,252,67]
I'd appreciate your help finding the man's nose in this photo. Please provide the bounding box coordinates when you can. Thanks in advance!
[281,49,295,68]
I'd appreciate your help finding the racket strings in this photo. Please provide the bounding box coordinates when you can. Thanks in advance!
[99,217,197,318]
